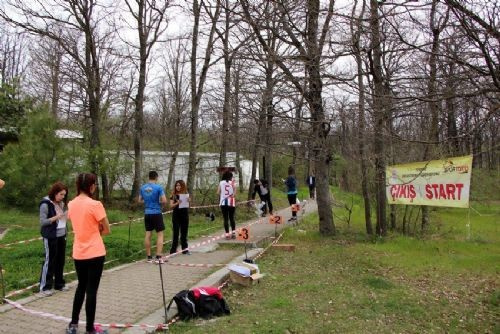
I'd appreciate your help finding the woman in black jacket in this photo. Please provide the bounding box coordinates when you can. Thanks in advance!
[39,181,69,295]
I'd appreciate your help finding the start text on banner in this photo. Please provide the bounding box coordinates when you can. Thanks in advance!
[386,155,473,208]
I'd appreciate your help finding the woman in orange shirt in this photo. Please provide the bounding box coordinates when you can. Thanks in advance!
[66,173,110,334]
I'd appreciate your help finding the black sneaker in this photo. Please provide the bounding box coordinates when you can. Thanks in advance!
[155,256,167,264]
[146,256,154,263]
[66,324,78,334]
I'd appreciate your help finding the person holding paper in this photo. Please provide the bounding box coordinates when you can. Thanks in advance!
[169,180,191,255]
[39,181,69,295]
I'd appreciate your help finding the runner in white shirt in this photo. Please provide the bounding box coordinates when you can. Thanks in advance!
[217,171,236,239]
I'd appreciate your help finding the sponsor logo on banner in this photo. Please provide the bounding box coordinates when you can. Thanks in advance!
[386,155,473,208]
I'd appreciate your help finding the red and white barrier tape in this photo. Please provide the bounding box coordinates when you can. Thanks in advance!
[2,212,293,331]
[5,216,262,298]
[5,201,300,300]
[0,200,253,248]
[167,262,225,268]
[162,214,267,260]
[0,236,45,248]
[2,298,172,330]
[5,259,117,298]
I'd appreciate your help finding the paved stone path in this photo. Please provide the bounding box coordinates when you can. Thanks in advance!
[0,200,316,333]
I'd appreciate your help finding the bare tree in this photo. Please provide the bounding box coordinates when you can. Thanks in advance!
[350,0,373,234]
[158,39,190,190]
[26,35,65,118]
[0,0,126,202]
[123,0,171,202]
[187,0,221,193]
[0,25,28,85]
[421,0,449,230]
[241,0,336,235]
[367,0,388,236]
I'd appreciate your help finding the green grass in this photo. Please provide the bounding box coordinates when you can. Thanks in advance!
[0,191,281,298]
[167,187,499,334]
[2,184,498,333]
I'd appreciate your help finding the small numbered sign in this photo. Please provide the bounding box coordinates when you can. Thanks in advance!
[237,227,250,240]
[291,204,300,212]
[269,215,284,224]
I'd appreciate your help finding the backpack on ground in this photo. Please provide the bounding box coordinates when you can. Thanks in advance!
[166,289,197,320]
[168,287,230,321]
[192,286,230,319]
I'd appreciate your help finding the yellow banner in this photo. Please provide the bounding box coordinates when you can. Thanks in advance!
[386,155,473,208]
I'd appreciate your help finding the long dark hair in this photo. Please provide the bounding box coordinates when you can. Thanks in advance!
[76,173,97,197]
[173,180,187,195]
[221,171,233,182]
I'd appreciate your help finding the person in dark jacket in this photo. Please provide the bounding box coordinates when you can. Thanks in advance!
[251,179,273,216]
[39,181,69,295]
[306,174,316,199]
[285,166,298,221]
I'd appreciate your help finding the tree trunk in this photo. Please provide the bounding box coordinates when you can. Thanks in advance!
[219,4,231,168]
[262,58,275,186]
[247,139,259,200]
[130,54,146,202]
[307,0,335,235]
[352,0,373,235]
[82,1,104,201]
[50,46,62,119]
[167,151,178,191]
[232,62,244,189]
[369,0,387,236]
[422,0,445,231]
[187,0,220,193]
[445,61,459,155]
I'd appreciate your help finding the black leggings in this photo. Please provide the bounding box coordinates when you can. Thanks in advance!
[261,194,273,214]
[220,206,236,233]
[71,256,105,332]
[287,194,297,217]
[170,210,189,253]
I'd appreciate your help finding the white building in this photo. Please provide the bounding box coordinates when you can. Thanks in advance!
[116,151,257,190]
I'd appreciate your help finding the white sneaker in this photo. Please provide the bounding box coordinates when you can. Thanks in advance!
[40,289,54,296]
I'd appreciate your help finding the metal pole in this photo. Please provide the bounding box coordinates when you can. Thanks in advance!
[127,216,133,250]
[158,262,168,327]
[244,239,248,261]
[0,260,5,303]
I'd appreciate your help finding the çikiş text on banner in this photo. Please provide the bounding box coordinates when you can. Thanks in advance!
[386,155,473,208]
